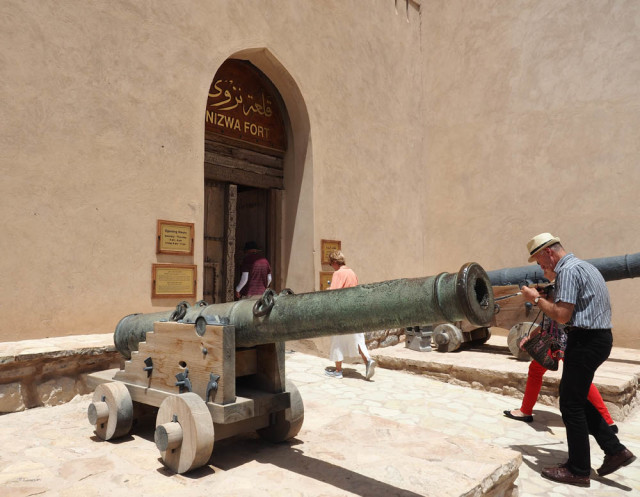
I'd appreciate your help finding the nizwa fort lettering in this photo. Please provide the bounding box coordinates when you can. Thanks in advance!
[206,109,272,140]
[204,59,285,151]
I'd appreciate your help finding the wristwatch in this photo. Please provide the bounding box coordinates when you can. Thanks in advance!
[534,297,540,305]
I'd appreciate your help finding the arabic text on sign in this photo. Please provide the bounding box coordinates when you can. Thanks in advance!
[208,79,274,117]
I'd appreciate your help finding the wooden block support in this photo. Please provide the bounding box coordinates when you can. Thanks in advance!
[254,342,286,394]
[86,321,292,442]
[114,322,237,404]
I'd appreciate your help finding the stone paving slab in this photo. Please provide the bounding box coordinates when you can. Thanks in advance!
[2,350,639,496]
[1,352,520,497]
[1,332,639,496]
[291,351,640,496]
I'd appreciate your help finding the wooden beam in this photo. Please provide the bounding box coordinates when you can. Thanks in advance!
[205,162,283,189]
[204,151,283,178]
[205,139,284,167]
[225,184,237,302]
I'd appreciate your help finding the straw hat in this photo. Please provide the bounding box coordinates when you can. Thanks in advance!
[527,233,561,262]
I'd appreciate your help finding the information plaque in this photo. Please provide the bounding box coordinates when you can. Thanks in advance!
[157,220,194,255]
[319,271,334,291]
[152,264,197,298]
[321,239,341,265]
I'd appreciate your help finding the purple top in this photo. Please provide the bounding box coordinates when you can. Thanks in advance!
[239,253,271,297]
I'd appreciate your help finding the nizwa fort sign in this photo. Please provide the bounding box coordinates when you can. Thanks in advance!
[205,59,286,152]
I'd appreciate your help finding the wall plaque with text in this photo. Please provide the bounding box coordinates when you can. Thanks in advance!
[152,264,197,298]
[320,271,334,291]
[157,220,194,255]
[321,239,341,265]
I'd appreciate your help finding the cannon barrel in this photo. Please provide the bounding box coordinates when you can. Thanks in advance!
[486,252,640,287]
[114,262,494,358]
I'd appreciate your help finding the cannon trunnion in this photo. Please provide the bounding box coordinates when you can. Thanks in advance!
[87,262,494,474]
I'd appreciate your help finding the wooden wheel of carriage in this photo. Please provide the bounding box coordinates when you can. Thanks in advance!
[433,323,463,352]
[87,382,134,440]
[507,322,536,361]
[256,380,304,443]
[154,393,214,474]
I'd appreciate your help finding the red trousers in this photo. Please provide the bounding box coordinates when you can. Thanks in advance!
[520,359,614,424]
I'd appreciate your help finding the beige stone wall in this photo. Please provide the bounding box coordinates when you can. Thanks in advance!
[1,1,639,348]
[0,1,422,340]
[420,1,640,348]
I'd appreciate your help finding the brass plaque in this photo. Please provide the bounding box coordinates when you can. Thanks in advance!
[152,264,197,298]
[320,271,334,291]
[321,239,341,265]
[157,220,194,255]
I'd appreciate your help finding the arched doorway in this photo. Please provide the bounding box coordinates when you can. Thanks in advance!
[203,59,287,303]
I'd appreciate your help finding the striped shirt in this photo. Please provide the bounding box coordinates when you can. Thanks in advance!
[553,253,612,329]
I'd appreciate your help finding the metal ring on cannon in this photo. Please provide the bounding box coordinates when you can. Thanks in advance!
[170,301,190,321]
[253,289,276,317]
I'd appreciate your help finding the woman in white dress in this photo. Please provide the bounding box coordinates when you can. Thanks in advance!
[325,250,376,380]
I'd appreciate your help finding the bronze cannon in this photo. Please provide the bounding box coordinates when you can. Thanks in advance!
[87,262,494,474]
[419,252,640,355]
[486,251,640,359]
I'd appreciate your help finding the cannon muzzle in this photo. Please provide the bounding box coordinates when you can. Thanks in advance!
[115,262,494,358]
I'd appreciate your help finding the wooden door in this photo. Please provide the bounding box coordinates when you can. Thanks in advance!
[235,187,270,288]
[203,59,287,300]
[203,181,236,303]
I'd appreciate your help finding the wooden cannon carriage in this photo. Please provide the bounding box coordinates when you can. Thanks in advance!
[87,262,494,474]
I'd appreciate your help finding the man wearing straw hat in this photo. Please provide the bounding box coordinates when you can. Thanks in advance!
[520,233,635,487]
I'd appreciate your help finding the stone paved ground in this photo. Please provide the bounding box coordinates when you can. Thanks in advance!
[288,351,640,497]
[1,349,639,496]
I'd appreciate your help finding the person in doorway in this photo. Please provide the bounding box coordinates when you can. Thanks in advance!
[521,233,634,487]
[324,250,376,380]
[235,241,272,299]
[503,268,618,432]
